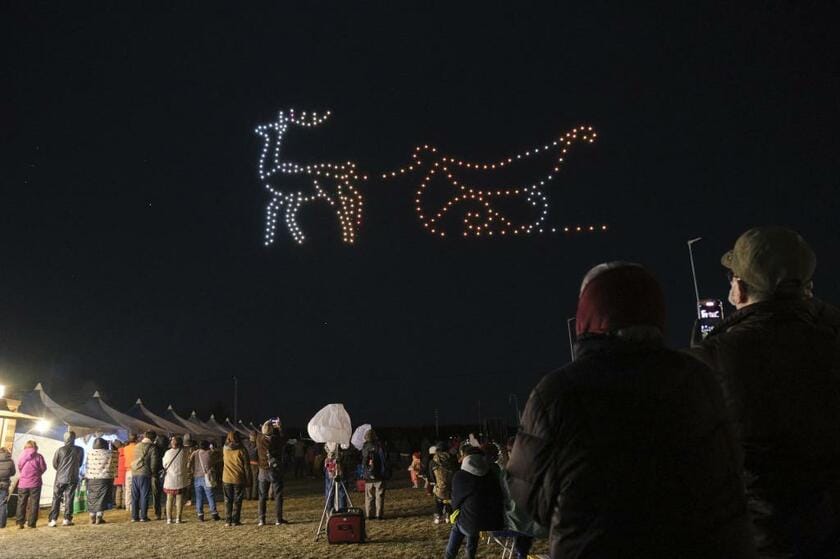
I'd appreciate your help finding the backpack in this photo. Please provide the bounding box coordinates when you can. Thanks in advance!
[365,444,390,480]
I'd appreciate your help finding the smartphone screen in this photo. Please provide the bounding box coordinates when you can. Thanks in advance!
[697,299,724,338]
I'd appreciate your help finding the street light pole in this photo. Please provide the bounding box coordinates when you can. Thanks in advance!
[688,237,703,303]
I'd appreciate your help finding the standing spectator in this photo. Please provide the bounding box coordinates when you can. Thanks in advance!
[690,227,840,555]
[151,434,168,520]
[190,440,220,522]
[162,436,190,524]
[112,440,125,509]
[408,450,422,488]
[15,440,47,528]
[0,447,16,528]
[122,434,137,514]
[323,442,347,514]
[425,445,438,495]
[181,434,194,507]
[508,262,754,557]
[256,421,288,526]
[444,447,504,559]
[431,443,456,524]
[130,430,160,522]
[48,430,84,527]
[361,429,388,520]
[498,460,547,559]
[85,437,117,524]
[246,432,259,500]
[222,431,251,527]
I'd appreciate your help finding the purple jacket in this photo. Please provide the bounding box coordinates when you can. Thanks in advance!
[17,447,48,489]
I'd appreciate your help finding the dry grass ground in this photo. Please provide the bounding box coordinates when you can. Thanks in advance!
[1,473,548,559]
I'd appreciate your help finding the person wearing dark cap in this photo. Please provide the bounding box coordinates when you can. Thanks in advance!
[48,430,84,527]
[689,227,840,556]
[508,262,755,558]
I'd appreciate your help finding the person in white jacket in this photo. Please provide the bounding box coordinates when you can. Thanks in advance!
[162,437,191,524]
[85,438,117,525]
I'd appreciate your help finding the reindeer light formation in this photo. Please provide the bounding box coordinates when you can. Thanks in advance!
[255,109,365,245]
[382,125,604,238]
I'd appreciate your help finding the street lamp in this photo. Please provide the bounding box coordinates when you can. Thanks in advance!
[688,237,703,303]
[0,384,5,399]
[35,419,50,433]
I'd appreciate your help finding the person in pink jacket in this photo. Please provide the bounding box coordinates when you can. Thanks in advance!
[16,440,48,528]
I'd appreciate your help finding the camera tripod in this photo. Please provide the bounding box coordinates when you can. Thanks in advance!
[314,474,354,541]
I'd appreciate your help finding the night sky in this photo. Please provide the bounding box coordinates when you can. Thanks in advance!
[2,3,838,430]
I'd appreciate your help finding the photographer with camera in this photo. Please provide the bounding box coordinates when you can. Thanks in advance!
[256,419,288,526]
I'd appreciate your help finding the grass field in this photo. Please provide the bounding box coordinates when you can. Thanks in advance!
[1,473,548,558]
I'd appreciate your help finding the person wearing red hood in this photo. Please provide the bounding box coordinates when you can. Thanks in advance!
[507,262,755,558]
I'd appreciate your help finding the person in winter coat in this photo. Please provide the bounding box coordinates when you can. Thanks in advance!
[689,227,840,556]
[190,440,220,522]
[151,434,168,520]
[48,430,84,527]
[0,447,16,528]
[16,440,47,528]
[408,450,422,488]
[430,444,456,524]
[130,430,161,522]
[508,262,755,558]
[444,447,504,559]
[162,436,190,524]
[85,437,117,524]
[180,434,194,507]
[246,432,259,500]
[497,451,547,559]
[323,442,349,514]
[222,431,251,526]
[361,429,388,520]
[256,421,288,526]
[112,440,125,509]
[122,434,137,513]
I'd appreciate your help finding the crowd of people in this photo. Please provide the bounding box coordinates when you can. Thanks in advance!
[2,420,293,529]
[1,226,839,559]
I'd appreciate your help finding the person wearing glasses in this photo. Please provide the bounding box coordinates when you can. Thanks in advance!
[690,227,840,556]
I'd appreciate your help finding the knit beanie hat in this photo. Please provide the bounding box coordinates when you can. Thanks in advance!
[576,262,666,336]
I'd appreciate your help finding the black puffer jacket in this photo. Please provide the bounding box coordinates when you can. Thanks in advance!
[508,337,755,558]
[450,454,504,535]
[689,297,840,555]
[53,440,84,484]
[0,447,15,489]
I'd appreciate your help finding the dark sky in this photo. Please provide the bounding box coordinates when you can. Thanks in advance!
[2,3,838,430]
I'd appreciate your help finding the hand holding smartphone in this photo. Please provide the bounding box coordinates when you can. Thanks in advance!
[697,299,724,338]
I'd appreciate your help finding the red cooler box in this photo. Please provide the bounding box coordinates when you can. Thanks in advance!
[327,507,366,544]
